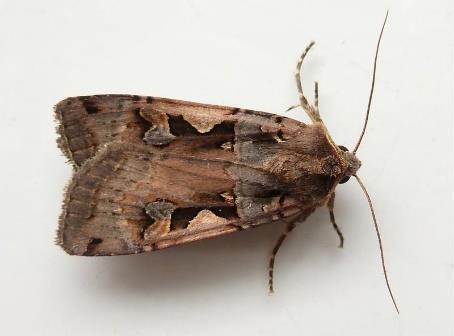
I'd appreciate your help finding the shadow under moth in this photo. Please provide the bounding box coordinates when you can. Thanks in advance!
[55,13,398,312]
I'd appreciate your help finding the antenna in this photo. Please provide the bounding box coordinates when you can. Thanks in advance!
[354,174,399,314]
[353,11,388,153]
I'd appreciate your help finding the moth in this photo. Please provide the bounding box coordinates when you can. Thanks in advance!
[56,13,397,311]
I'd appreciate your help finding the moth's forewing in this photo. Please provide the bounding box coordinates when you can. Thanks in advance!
[58,143,307,255]
[57,96,345,255]
[55,95,302,167]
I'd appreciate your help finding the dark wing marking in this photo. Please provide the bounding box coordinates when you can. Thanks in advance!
[55,95,304,166]
[58,142,310,256]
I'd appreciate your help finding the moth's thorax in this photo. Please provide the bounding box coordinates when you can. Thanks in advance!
[268,124,342,179]
[342,151,362,177]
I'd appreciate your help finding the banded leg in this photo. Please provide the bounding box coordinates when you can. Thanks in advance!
[328,192,344,248]
[268,222,297,293]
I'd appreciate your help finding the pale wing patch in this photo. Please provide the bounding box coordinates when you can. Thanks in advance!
[182,114,223,133]
[187,209,229,230]
[150,99,230,133]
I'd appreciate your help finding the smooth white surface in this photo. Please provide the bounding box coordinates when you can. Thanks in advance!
[0,1,452,335]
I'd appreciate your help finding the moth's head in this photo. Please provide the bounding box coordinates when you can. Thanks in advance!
[338,145,361,184]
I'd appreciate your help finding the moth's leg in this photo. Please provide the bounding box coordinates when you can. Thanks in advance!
[294,42,321,123]
[268,222,296,293]
[328,192,344,248]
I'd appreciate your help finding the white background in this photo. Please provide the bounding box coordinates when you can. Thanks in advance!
[0,1,452,335]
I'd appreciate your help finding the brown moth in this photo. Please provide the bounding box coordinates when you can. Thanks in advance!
[56,13,397,311]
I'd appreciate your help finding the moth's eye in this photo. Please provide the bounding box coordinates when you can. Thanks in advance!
[339,176,350,184]
[338,145,349,152]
